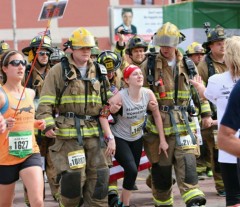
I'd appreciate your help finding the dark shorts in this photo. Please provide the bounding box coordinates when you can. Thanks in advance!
[0,153,42,184]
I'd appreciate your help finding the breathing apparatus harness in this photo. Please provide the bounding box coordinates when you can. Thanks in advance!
[58,56,108,146]
[146,53,201,146]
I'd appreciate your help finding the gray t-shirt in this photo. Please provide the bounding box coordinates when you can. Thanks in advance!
[111,88,150,141]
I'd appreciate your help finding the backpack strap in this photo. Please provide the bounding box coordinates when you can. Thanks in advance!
[205,53,217,119]
[25,64,33,88]
[146,53,156,91]
[205,53,215,85]
[57,57,73,106]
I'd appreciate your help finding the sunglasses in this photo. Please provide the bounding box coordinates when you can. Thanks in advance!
[8,60,27,67]
[37,51,50,56]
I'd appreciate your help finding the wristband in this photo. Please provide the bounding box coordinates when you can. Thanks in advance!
[105,134,114,141]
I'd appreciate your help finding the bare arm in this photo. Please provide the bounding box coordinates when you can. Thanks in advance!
[0,113,6,134]
[108,91,123,114]
[99,92,122,156]
[218,125,240,157]
[99,116,116,156]
[148,90,168,158]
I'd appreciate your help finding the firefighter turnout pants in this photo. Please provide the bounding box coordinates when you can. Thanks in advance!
[201,126,224,192]
[144,133,205,206]
[49,137,109,207]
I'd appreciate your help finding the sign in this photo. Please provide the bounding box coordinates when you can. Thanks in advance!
[38,0,68,21]
[109,6,163,44]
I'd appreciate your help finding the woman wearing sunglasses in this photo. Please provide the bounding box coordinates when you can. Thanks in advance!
[0,50,46,207]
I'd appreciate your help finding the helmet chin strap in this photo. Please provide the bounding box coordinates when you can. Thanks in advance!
[131,56,146,66]
[37,59,47,67]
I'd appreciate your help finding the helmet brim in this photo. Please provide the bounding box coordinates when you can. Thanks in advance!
[202,38,225,49]
[22,46,54,56]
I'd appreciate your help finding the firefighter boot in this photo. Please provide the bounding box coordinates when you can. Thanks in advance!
[108,189,119,207]
[186,196,206,207]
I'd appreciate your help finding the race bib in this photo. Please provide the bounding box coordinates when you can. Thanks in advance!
[68,150,86,169]
[179,135,195,148]
[131,118,144,137]
[9,131,33,158]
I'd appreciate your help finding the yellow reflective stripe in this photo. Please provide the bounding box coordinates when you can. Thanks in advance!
[34,129,44,136]
[39,95,56,104]
[154,91,174,100]
[196,167,207,173]
[147,121,196,136]
[45,116,55,127]
[109,185,118,191]
[59,201,78,207]
[153,196,173,206]
[57,127,99,137]
[60,95,102,104]
[178,90,190,99]
[182,189,205,203]
[154,90,190,100]
[201,102,211,113]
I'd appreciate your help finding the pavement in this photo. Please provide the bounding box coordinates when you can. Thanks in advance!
[13,169,225,207]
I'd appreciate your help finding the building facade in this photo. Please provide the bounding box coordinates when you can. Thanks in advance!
[0,0,183,51]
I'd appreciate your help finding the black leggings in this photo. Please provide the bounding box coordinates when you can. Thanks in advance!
[114,137,143,190]
[220,162,240,206]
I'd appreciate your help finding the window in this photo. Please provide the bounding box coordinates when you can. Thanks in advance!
[134,0,154,5]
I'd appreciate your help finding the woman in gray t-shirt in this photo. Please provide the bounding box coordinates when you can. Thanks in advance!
[100,65,168,207]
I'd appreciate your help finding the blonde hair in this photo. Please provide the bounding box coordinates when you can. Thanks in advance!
[224,36,240,79]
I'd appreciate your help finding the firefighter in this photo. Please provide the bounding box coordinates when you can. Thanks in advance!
[22,35,54,104]
[50,47,66,66]
[185,42,210,180]
[186,42,205,66]
[36,27,109,207]
[21,34,57,206]
[115,29,148,68]
[143,22,206,207]
[0,40,10,57]
[0,40,10,85]
[198,25,227,196]
[97,50,123,207]
[97,50,123,92]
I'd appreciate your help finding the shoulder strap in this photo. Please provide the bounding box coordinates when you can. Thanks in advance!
[174,65,179,105]
[205,53,217,119]
[205,53,215,84]
[57,57,72,106]
[25,64,33,88]
[146,53,156,91]
[93,61,108,105]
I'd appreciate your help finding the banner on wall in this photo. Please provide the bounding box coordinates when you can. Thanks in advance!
[109,6,163,44]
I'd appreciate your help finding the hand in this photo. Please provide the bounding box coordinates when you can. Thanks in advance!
[105,139,116,156]
[189,75,206,98]
[109,102,122,114]
[0,114,6,134]
[5,117,16,131]
[159,140,169,158]
[45,128,58,138]
[148,100,158,111]
[117,26,125,44]
[202,116,214,129]
[34,120,46,130]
